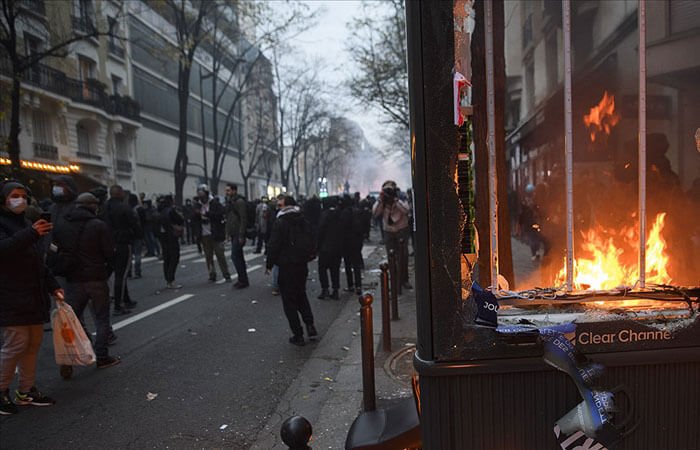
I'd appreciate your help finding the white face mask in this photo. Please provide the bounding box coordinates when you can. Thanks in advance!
[8,197,27,214]
[52,186,65,197]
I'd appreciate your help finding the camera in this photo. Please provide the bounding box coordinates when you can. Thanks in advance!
[382,186,397,198]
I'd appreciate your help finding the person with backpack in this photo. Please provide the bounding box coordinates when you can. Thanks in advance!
[53,192,121,375]
[265,195,318,346]
[316,196,343,300]
[156,195,185,289]
[0,181,62,415]
[225,183,249,289]
[340,195,364,295]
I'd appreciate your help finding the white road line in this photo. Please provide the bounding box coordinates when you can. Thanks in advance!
[215,264,262,284]
[111,294,195,331]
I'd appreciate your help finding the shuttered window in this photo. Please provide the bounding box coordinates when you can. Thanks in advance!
[670,0,700,35]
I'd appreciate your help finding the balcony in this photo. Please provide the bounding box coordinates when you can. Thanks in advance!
[72,15,96,35]
[0,57,141,122]
[33,142,58,160]
[76,151,101,161]
[18,0,45,17]
[116,159,132,173]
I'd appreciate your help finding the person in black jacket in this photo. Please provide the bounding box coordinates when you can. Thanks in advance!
[104,185,141,315]
[0,181,62,415]
[56,193,120,372]
[340,195,363,295]
[193,185,231,282]
[156,195,184,289]
[317,196,343,300]
[265,195,317,346]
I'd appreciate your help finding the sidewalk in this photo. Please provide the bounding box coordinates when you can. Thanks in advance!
[251,244,418,450]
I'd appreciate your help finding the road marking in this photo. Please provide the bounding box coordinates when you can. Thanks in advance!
[215,264,262,284]
[112,294,195,331]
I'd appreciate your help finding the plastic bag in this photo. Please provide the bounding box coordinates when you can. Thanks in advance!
[52,301,96,366]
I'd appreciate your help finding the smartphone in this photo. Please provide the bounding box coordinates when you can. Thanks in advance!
[40,212,52,222]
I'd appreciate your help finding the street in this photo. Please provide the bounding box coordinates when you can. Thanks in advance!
[1,243,376,449]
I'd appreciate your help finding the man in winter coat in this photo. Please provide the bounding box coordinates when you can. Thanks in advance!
[194,184,231,282]
[317,196,343,300]
[55,193,120,373]
[48,175,78,227]
[156,195,184,289]
[224,183,249,288]
[265,195,317,346]
[0,181,62,415]
[104,185,141,315]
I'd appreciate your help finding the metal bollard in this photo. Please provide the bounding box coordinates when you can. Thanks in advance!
[280,415,312,450]
[397,238,406,296]
[359,294,376,412]
[379,263,391,353]
[388,249,400,320]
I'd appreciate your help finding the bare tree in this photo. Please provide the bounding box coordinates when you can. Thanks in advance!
[149,0,218,205]
[0,0,120,171]
[346,0,408,131]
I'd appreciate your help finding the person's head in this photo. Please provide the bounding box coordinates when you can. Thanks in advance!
[50,175,77,202]
[196,184,210,201]
[278,194,296,209]
[75,192,100,214]
[128,192,139,208]
[1,181,29,215]
[225,183,238,198]
[381,180,398,199]
[110,185,125,200]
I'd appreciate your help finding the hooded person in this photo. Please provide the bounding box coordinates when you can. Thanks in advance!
[54,192,120,374]
[48,175,79,227]
[0,180,63,415]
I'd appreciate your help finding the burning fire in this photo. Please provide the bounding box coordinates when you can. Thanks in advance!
[583,91,620,142]
[556,213,671,290]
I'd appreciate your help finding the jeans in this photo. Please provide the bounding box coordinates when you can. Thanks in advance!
[144,230,160,256]
[160,237,180,283]
[230,238,249,284]
[201,235,230,280]
[65,280,111,360]
[278,264,314,337]
[318,252,341,290]
[0,325,44,391]
[113,243,133,308]
[132,239,143,276]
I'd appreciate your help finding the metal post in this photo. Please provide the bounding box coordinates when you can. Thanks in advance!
[280,416,312,450]
[398,238,405,296]
[638,0,647,288]
[388,250,400,320]
[359,294,376,412]
[380,263,392,352]
[484,0,499,291]
[562,0,575,292]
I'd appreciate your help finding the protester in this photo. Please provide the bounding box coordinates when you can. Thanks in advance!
[54,193,120,375]
[156,195,184,289]
[0,181,62,415]
[340,195,363,294]
[317,196,342,300]
[191,197,203,254]
[48,175,78,227]
[183,198,195,245]
[104,185,141,315]
[128,193,145,278]
[225,183,249,288]
[373,180,412,289]
[254,196,270,254]
[193,184,231,282]
[142,199,161,258]
[266,195,317,346]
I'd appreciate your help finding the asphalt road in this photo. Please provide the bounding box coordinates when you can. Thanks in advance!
[0,242,372,449]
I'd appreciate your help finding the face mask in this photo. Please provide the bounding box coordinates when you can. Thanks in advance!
[52,186,65,197]
[8,197,27,214]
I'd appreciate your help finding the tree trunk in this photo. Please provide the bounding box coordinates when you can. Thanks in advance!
[173,65,191,205]
[9,71,22,172]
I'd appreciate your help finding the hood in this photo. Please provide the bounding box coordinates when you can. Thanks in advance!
[277,205,301,218]
[51,175,78,202]
[66,205,96,222]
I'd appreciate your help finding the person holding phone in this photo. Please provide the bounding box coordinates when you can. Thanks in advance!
[0,180,63,415]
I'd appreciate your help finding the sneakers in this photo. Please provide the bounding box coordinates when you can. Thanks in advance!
[317,290,329,300]
[271,288,280,296]
[96,356,121,369]
[166,282,183,289]
[0,390,18,415]
[224,276,232,283]
[289,335,305,346]
[15,387,55,406]
[233,281,249,289]
[306,324,318,339]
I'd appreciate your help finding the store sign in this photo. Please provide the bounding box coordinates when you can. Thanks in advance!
[621,95,671,119]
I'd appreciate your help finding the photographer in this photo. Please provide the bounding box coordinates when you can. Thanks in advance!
[372,180,412,289]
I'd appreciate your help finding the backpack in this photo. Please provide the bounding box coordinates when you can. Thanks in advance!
[287,215,317,263]
[47,220,89,277]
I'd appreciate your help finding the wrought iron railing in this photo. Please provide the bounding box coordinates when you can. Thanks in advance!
[33,142,58,160]
[72,15,96,35]
[0,57,140,121]
[116,159,132,173]
[76,151,101,160]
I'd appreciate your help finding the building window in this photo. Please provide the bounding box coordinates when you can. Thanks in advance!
[32,111,52,145]
[78,55,96,99]
[112,75,122,95]
[77,123,92,155]
[24,33,41,57]
[670,0,700,35]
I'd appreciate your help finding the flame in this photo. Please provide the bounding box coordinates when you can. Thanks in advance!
[583,91,620,142]
[556,212,671,290]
